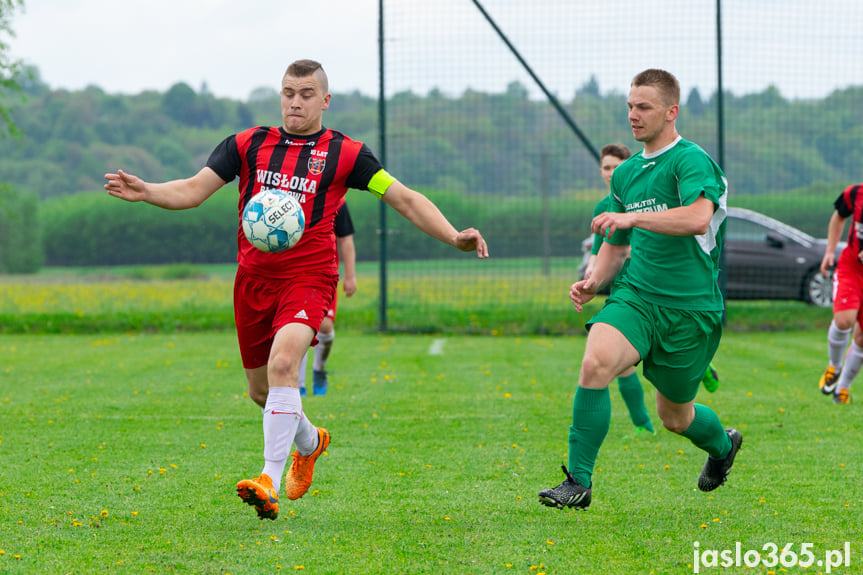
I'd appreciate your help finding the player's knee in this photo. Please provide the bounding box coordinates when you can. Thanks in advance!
[248,385,268,408]
[579,352,617,387]
[267,351,299,386]
[660,416,689,434]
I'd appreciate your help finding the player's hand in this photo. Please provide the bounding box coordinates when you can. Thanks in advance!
[453,228,489,259]
[591,212,633,240]
[820,252,836,276]
[569,279,597,313]
[343,276,357,297]
[104,169,147,202]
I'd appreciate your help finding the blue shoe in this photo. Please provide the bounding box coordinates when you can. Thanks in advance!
[299,386,307,397]
[313,370,328,395]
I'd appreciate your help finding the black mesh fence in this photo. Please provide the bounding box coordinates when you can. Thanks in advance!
[355,0,863,332]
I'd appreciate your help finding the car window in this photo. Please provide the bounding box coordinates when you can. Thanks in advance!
[726,217,770,243]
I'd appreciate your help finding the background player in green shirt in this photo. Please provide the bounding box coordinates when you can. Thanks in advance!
[585,143,655,436]
[539,69,741,510]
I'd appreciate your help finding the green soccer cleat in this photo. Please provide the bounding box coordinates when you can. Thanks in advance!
[702,363,719,393]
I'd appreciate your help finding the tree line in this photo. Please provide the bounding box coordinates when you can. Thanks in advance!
[1,65,860,202]
[0,64,858,272]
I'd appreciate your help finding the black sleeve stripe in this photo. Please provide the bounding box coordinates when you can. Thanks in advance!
[345,144,384,190]
[334,202,355,237]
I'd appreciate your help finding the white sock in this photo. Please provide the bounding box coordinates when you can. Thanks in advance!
[314,330,335,372]
[837,342,863,392]
[293,414,320,456]
[261,386,302,491]
[297,351,309,390]
[828,320,852,369]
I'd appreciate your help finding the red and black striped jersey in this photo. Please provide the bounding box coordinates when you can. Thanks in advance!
[207,126,382,278]
[835,183,863,269]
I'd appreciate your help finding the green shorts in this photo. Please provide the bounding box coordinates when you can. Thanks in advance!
[587,284,722,404]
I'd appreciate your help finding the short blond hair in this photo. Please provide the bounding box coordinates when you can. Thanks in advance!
[631,69,680,107]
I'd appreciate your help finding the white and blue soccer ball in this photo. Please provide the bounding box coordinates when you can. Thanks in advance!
[241,190,305,252]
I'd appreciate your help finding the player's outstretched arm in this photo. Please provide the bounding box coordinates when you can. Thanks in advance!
[337,234,358,297]
[382,181,489,259]
[104,167,226,210]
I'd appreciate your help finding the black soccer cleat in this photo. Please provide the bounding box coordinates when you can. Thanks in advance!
[538,465,592,509]
[697,428,743,492]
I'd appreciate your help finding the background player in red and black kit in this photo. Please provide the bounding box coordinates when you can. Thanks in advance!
[818,183,863,404]
[104,59,488,521]
[298,201,356,396]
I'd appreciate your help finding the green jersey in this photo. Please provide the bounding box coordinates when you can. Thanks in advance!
[590,195,612,256]
[606,137,727,311]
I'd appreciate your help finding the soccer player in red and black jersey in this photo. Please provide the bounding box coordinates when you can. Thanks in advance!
[104,59,488,520]
[297,201,356,396]
[818,183,863,404]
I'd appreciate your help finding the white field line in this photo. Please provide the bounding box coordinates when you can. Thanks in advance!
[428,338,446,356]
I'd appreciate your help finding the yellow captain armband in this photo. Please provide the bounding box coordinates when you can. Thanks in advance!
[366,169,397,199]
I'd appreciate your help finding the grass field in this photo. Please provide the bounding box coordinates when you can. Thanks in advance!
[0,262,837,336]
[1,330,860,574]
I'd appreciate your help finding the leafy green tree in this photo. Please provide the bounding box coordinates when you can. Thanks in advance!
[161,82,199,125]
[0,183,42,273]
[0,0,23,136]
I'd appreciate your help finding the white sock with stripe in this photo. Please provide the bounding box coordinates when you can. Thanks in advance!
[828,320,851,369]
[261,386,302,492]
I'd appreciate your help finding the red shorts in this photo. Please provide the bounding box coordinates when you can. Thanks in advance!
[325,292,339,322]
[234,266,338,369]
[832,260,863,325]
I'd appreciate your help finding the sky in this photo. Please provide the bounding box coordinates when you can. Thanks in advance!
[8,0,863,103]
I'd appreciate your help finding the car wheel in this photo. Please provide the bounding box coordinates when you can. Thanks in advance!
[803,268,833,307]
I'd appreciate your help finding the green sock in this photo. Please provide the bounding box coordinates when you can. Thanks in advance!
[617,372,654,432]
[680,404,732,458]
[567,386,611,488]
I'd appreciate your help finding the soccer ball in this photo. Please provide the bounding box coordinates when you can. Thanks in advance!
[241,190,305,252]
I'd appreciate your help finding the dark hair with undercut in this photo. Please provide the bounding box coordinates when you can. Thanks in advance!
[285,59,328,94]
[631,68,680,107]
[600,143,631,161]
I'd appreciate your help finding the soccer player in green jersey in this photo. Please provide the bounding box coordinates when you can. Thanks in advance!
[585,144,655,436]
[539,69,741,510]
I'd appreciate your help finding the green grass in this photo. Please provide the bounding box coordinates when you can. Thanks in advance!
[0,331,860,573]
[0,262,836,336]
